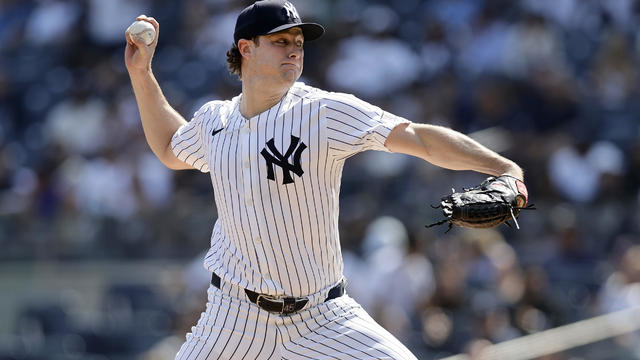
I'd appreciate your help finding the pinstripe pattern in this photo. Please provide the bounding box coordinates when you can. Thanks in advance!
[171,82,410,298]
[279,295,418,360]
[176,285,418,360]
[172,82,416,359]
[175,285,279,360]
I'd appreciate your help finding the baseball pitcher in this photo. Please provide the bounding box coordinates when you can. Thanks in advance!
[124,1,528,359]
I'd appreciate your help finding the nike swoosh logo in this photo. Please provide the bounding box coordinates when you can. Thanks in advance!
[211,128,223,136]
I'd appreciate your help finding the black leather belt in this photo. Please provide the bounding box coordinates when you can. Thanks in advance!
[211,272,345,315]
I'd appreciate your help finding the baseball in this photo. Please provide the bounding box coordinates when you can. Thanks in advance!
[127,20,156,46]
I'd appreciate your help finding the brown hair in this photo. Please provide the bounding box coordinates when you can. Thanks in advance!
[226,37,260,78]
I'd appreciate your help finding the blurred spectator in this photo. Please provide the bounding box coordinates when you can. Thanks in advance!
[44,82,108,156]
[326,35,421,98]
[502,13,568,80]
[457,5,510,76]
[598,245,640,313]
[589,31,638,110]
[86,0,150,46]
[137,152,173,208]
[548,139,625,203]
[24,0,82,46]
[420,20,452,80]
[72,152,139,220]
[365,217,435,342]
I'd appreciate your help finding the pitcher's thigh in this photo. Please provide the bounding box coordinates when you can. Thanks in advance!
[281,296,418,360]
[175,288,279,360]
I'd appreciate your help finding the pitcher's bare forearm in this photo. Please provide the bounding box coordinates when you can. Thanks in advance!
[386,123,523,180]
[128,69,191,169]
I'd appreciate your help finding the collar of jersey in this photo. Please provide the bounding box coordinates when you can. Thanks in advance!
[234,83,300,121]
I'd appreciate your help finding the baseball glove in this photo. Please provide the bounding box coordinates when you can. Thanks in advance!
[426,174,534,232]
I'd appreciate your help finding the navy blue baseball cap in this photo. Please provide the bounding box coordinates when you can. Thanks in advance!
[234,0,325,45]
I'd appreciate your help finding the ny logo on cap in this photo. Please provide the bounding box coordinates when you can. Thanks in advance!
[283,2,301,22]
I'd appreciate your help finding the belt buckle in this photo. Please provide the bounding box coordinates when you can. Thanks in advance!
[256,294,307,315]
[282,298,298,314]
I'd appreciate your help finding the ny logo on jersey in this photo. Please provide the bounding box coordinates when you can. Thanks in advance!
[261,135,306,184]
[282,2,300,22]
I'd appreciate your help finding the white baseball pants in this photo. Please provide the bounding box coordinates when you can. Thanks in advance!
[175,277,418,360]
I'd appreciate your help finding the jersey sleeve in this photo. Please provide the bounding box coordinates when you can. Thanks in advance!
[323,93,411,158]
[170,104,213,173]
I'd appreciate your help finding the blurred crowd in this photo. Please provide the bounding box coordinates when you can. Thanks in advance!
[1,0,640,359]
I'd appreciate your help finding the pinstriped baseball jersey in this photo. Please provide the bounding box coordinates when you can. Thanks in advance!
[171,81,410,298]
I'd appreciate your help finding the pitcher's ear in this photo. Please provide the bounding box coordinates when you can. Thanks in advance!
[238,39,253,59]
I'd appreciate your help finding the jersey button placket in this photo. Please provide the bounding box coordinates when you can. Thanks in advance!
[244,121,256,209]
[239,124,255,214]
[240,120,266,273]
[241,122,253,205]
